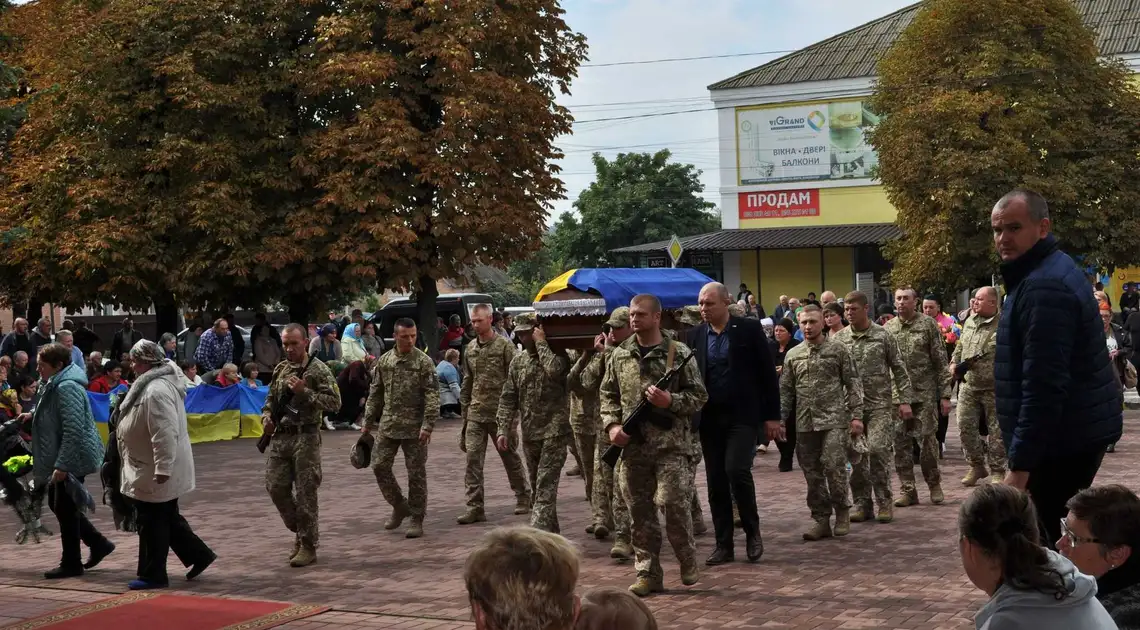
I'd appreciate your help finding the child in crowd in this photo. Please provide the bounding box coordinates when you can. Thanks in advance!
[575,587,658,630]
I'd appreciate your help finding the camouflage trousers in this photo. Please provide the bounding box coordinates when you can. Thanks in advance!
[371,437,428,518]
[619,450,696,581]
[848,408,897,508]
[463,421,531,511]
[957,385,1006,474]
[894,400,942,492]
[265,432,322,548]
[572,430,596,503]
[523,434,569,533]
[592,431,630,544]
[688,443,704,525]
[796,429,851,521]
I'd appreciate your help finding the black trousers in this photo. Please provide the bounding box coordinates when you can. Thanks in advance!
[700,411,761,549]
[1026,448,1106,550]
[134,498,213,584]
[48,476,110,569]
[776,414,797,464]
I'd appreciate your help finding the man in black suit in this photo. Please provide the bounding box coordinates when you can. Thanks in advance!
[688,282,782,564]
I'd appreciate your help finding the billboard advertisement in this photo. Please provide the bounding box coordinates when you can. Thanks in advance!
[736,100,880,185]
[738,189,819,220]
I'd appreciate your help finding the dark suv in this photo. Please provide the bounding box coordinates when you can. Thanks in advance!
[372,293,494,352]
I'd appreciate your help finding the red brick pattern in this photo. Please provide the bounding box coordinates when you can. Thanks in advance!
[2,414,1136,629]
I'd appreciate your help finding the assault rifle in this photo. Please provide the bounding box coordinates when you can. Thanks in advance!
[601,352,694,468]
[257,358,314,453]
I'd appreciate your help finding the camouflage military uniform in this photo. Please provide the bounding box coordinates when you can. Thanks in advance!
[884,313,950,500]
[832,323,913,512]
[497,338,571,533]
[363,347,439,535]
[568,349,598,503]
[574,345,631,548]
[459,334,530,518]
[952,313,1005,476]
[780,338,864,527]
[261,356,341,560]
[660,323,705,531]
[600,336,708,589]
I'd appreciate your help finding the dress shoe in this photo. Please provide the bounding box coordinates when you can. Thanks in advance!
[84,542,116,569]
[778,455,794,472]
[186,551,216,580]
[44,566,83,580]
[746,535,763,562]
[128,579,168,590]
[705,547,734,565]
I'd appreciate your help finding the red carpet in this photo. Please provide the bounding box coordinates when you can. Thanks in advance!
[3,592,329,630]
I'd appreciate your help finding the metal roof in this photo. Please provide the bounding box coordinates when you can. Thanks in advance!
[709,0,1140,90]
[611,223,901,254]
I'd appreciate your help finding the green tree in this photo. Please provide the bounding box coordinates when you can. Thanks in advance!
[870,0,1140,289]
[478,243,566,307]
[551,150,719,268]
[0,0,24,160]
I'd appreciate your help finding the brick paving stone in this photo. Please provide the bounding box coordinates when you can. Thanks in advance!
[1,413,1137,629]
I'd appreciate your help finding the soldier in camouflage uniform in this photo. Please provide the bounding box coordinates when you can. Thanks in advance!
[363,319,439,539]
[951,286,1005,486]
[884,288,952,506]
[601,294,708,598]
[573,307,634,559]
[781,305,864,541]
[261,324,342,567]
[673,305,708,535]
[495,312,571,533]
[458,304,531,524]
[567,348,598,504]
[834,291,914,524]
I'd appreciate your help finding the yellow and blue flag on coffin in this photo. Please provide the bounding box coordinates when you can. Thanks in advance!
[88,384,268,445]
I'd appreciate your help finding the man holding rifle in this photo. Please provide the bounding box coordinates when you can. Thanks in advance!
[600,294,708,598]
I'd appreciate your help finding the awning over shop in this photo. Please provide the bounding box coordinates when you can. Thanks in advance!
[611,223,901,254]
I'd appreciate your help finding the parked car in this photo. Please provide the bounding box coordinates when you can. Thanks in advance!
[372,293,493,352]
[175,326,252,363]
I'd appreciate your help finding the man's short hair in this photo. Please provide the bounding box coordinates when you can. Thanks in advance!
[213,317,227,330]
[894,286,918,299]
[1066,485,1140,549]
[844,291,869,307]
[472,303,493,318]
[631,294,662,314]
[577,587,657,630]
[997,188,1049,221]
[56,329,73,341]
[800,304,822,316]
[282,323,308,338]
[394,317,417,331]
[464,526,580,630]
[444,348,460,362]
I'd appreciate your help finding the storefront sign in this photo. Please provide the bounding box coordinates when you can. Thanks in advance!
[736,99,880,185]
[738,189,820,220]
[646,255,669,268]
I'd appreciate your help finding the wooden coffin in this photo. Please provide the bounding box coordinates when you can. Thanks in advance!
[533,288,607,352]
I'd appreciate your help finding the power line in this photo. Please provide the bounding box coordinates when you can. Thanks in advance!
[580,50,796,68]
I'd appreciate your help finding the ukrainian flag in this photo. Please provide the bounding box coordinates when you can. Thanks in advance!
[88,385,268,444]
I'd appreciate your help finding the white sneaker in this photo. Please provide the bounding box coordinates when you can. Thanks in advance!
[757,444,768,454]
[323,418,337,430]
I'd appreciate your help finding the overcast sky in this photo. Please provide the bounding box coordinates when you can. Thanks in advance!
[554,0,918,219]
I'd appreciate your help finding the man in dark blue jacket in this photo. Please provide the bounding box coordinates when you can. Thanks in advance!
[992,188,1122,549]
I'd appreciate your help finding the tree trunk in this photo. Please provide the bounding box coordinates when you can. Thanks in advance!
[415,275,439,360]
[284,292,316,328]
[24,296,44,324]
[153,291,181,337]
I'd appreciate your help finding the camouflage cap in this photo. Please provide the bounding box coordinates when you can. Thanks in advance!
[513,312,538,332]
[605,307,630,329]
[676,305,702,327]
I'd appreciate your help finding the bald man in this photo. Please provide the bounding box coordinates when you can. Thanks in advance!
[820,291,837,305]
[951,287,1006,486]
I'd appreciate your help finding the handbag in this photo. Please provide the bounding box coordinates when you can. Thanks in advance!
[1125,360,1138,390]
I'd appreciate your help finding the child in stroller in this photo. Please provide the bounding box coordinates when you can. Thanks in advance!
[1,409,52,544]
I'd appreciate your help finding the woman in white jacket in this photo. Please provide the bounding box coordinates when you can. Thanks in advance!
[118,340,216,590]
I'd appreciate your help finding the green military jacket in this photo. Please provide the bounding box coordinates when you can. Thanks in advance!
[496,340,571,441]
[832,322,913,411]
[364,347,440,439]
[953,313,1000,391]
[567,349,604,435]
[780,337,864,432]
[260,356,341,428]
[460,334,518,425]
[884,312,952,404]
[599,335,707,456]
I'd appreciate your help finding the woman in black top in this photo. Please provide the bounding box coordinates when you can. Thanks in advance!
[768,319,800,471]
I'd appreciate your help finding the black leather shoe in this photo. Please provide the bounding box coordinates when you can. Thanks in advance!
[778,456,793,472]
[705,547,734,565]
[84,542,116,569]
[746,535,764,562]
[186,551,217,580]
[45,565,83,580]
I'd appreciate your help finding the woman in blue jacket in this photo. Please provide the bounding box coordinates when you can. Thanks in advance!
[32,343,115,579]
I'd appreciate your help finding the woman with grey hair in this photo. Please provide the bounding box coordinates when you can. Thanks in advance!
[116,339,214,590]
[158,333,177,361]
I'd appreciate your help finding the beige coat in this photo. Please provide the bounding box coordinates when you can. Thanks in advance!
[116,361,196,503]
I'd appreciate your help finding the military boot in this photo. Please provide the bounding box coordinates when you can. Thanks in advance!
[288,536,301,563]
[929,483,945,505]
[961,466,988,487]
[990,471,1005,485]
[385,503,411,530]
[585,523,596,534]
[610,540,633,561]
[290,544,317,568]
[732,503,742,528]
[405,518,424,539]
[513,498,532,515]
[457,509,487,525]
[876,503,894,523]
[593,523,610,540]
[894,489,919,507]
[849,501,874,523]
[628,575,664,598]
[802,519,832,541]
[833,509,851,537]
[692,518,708,536]
[680,559,700,586]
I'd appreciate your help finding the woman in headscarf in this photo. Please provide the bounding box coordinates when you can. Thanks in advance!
[340,323,367,364]
[116,340,215,590]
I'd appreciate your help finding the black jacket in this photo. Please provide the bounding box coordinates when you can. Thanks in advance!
[686,315,780,429]
[995,235,1122,471]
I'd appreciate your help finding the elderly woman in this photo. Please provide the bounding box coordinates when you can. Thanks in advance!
[309,324,341,363]
[158,333,178,360]
[1060,485,1140,629]
[437,349,462,419]
[32,343,114,580]
[117,340,215,590]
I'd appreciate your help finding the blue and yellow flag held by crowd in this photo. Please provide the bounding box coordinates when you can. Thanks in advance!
[88,385,268,444]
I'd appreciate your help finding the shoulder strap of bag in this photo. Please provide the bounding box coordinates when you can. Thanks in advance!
[666,340,676,371]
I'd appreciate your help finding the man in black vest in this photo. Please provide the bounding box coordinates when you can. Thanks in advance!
[687,282,781,565]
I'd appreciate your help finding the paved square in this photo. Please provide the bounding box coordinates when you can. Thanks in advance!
[2,414,1136,629]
